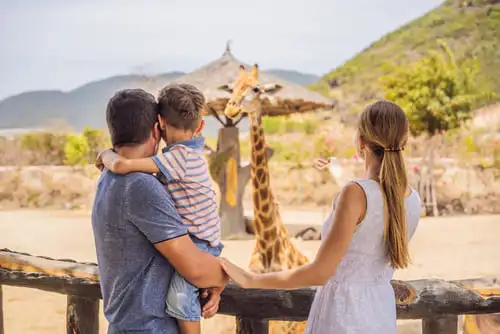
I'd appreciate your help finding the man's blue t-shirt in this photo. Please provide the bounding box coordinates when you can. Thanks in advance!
[91,170,188,333]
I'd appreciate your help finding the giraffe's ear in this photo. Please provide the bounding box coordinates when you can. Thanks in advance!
[238,65,246,77]
[218,84,234,93]
[262,83,282,95]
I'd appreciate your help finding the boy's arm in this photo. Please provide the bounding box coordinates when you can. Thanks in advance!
[99,149,160,174]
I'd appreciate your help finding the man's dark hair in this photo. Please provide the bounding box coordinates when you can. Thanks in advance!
[157,84,205,131]
[106,89,158,147]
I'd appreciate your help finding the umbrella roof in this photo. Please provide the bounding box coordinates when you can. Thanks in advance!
[171,43,333,116]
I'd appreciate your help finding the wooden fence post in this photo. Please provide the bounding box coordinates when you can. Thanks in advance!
[236,317,269,334]
[0,285,4,334]
[422,315,458,334]
[66,295,99,334]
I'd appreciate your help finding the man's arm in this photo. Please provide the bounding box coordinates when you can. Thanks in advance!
[154,236,227,288]
[126,175,226,288]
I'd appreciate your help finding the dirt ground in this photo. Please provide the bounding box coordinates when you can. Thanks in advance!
[0,209,499,334]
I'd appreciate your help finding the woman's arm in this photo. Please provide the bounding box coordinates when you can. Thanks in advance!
[221,182,366,290]
[99,149,160,174]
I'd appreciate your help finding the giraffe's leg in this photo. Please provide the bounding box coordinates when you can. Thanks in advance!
[248,248,265,273]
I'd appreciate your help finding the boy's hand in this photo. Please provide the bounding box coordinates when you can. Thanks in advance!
[96,148,123,173]
[200,286,224,319]
[95,149,107,171]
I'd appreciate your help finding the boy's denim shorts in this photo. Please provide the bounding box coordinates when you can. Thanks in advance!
[165,236,223,321]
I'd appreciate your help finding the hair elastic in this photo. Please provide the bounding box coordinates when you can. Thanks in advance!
[384,146,405,152]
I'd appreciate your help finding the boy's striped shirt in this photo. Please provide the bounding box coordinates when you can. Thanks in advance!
[152,137,220,246]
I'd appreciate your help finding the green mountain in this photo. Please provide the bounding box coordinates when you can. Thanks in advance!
[0,69,319,138]
[311,0,500,112]
[264,69,319,86]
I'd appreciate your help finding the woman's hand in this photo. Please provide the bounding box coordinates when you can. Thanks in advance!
[220,258,255,289]
[313,157,331,170]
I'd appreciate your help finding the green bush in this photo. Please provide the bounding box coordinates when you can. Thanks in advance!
[302,119,318,135]
[20,132,68,165]
[262,117,283,135]
[83,127,110,155]
[262,116,319,135]
[64,134,91,166]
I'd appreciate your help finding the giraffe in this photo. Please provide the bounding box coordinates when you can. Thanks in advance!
[218,64,309,334]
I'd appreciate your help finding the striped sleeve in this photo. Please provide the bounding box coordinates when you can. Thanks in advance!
[151,147,188,181]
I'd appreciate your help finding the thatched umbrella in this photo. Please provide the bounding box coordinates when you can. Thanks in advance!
[172,42,333,125]
[173,42,334,239]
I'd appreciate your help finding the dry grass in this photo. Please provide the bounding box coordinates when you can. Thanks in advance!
[0,166,98,209]
[0,158,499,215]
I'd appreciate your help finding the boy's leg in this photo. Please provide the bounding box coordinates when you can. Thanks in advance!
[166,271,201,334]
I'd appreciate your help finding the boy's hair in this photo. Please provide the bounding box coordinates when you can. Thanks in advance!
[157,84,205,131]
[106,89,158,147]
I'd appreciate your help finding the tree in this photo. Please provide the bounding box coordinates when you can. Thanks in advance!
[382,41,480,137]
[381,41,482,216]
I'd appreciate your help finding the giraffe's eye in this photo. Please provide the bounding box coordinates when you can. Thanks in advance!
[252,87,260,94]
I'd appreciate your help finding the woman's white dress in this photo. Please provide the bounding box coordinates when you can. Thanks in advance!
[305,179,421,334]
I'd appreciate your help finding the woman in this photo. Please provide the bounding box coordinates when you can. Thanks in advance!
[220,100,421,333]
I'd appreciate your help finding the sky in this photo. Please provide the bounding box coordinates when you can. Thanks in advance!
[0,0,443,99]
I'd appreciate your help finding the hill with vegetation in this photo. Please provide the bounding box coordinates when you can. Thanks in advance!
[311,0,500,114]
[0,69,319,138]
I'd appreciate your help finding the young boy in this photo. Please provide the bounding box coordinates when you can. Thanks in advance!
[96,84,222,334]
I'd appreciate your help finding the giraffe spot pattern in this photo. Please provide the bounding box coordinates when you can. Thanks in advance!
[255,140,263,151]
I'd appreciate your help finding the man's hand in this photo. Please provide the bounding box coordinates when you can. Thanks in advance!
[200,286,224,319]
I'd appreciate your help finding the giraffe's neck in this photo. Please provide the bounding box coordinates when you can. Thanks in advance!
[248,100,280,236]
[246,100,308,272]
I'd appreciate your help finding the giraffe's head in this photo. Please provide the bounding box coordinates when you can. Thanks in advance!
[218,64,282,120]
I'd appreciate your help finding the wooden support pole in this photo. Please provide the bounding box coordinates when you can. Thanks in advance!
[422,315,458,334]
[236,317,269,334]
[0,285,4,334]
[66,295,99,334]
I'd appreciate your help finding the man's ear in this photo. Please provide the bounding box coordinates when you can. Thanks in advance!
[218,84,234,94]
[262,83,283,95]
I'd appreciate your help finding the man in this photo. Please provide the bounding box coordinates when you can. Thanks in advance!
[92,89,227,334]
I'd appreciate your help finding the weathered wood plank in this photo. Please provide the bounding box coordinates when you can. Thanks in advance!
[0,249,98,281]
[1,250,500,321]
[219,285,314,321]
[236,317,269,334]
[0,269,101,299]
[459,277,500,333]
[66,295,99,334]
[0,285,4,334]
[422,315,458,334]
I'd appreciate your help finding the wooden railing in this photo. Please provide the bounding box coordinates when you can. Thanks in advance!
[1,249,500,334]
